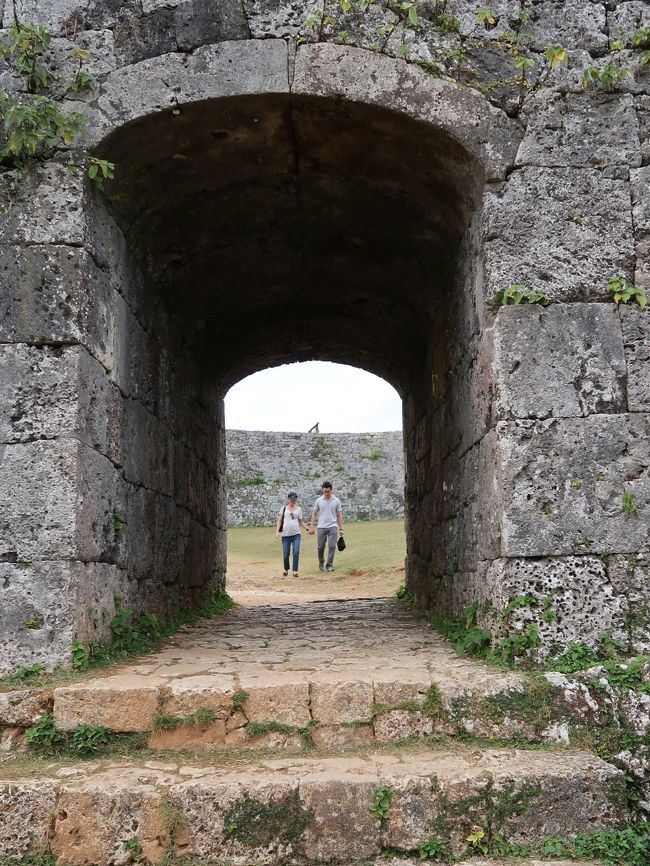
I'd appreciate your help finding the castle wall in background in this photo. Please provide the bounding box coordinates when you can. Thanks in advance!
[226,431,404,526]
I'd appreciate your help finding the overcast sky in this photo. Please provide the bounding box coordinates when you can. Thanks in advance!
[225,362,402,432]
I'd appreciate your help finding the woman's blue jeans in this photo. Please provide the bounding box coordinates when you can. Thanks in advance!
[282,534,301,572]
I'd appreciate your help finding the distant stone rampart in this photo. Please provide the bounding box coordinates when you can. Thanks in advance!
[226,430,404,526]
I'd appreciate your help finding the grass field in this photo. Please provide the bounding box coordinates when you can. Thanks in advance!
[227,519,406,597]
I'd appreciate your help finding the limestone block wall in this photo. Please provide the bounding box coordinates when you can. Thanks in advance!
[0,0,648,671]
[0,165,226,674]
[226,431,404,526]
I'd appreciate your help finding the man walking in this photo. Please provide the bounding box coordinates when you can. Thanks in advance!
[311,481,344,572]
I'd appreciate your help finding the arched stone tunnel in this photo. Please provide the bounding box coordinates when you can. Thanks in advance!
[1,39,648,674]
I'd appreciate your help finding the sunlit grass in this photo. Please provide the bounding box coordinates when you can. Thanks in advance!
[227,519,406,576]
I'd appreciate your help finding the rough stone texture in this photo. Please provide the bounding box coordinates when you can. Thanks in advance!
[498,414,649,557]
[226,430,404,526]
[0,780,59,855]
[293,43,521,182]
[482,167,635,302]
[54,678,165,732]
[0,690,52,727]
[620,304,650,411]
[0,0,649,668]
[517,92,641,169]
[0,749,625,863]
[489,304,627,420]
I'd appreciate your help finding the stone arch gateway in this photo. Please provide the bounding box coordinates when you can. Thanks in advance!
[1,34,648,674]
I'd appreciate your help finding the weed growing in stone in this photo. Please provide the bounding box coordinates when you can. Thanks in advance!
[70,723,112,755]
[395,584,417,606]
[370,785,393,820]
[0,16,113,185]
[583,61,633,91]
[224,790,313,848]
[539,824,650,866]
[608,275,648,309]
[622,491,638,515]
[71,590,235,674]
[122,837,143,863]
[3,662,45,685]
[496,283,551,306]
[26,712,146,757]
[417,837,449,860]
[152,707,217,732]
[231,689,249,712]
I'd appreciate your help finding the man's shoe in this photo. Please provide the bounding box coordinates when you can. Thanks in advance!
[326,565,335,572]
[283,570,288,576]
[319,564,325,571]
[293,571,299,577]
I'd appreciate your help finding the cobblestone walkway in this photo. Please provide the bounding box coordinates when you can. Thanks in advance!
[119,594,520,694]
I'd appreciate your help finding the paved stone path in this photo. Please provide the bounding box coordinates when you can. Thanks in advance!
[50,593,531,748]
[119,594,518,692]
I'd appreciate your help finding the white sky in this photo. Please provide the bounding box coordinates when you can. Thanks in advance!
[225,361,402,432]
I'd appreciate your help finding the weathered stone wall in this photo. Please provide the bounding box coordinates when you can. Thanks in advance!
[0,0,648,671]
[226,430,404,526]
[0,166,226,674]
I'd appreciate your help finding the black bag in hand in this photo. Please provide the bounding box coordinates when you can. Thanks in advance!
[337,535,346,551]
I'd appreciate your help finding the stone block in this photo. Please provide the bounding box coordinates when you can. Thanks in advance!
[490,304,627,419]
[637,95,650,166]
[300,778,380,862]
[94,40,289,136]
[0,780,58,854]
[53,676,164,731]
[609,1,650,48]
[0,345,122,463]
[293,44,520,182]
[0,439,78,560]
[0,162,88,246]
[239,677,311,726]
[310,724,374,748]
[310,679,374,723]
[0,561,128,676]
[0,689,53,726]
[0,244,116,372]
[373,710,435,743]
[483,557,628,657]
[112,293,161,414]
[482,167,635,302]
[52,771,168,866]
[162,674,235,718]
[607,553,650,654]
[170,776,304,859]
[121,398,173,496]
[383,777,438,850]
[620,304,650,411]
[517,92,641,169]
[246,0,322,38]
[498,414,649,557]
[148,720,227,750]
[519,0,608,53]
[631,166,650,235]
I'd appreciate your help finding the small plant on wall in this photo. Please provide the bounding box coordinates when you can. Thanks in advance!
[0,4,113,186]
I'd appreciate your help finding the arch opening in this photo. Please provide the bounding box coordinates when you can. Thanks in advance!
[87,79,489,630]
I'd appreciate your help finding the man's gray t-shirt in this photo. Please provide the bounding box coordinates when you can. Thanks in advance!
[313,495,342,529]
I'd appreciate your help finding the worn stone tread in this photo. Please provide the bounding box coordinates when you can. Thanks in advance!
[0,748,624,864]
[41,598,528,747]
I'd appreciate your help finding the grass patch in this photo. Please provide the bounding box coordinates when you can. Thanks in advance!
[152,707,217,732]
[227,519,406,577]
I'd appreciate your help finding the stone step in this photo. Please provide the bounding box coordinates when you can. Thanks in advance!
[0,747,625,865]
[3,599,568,751]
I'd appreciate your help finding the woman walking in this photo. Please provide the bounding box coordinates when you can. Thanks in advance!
[275,491,312,576]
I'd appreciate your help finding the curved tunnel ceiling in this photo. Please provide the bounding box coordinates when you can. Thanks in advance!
[100,93,484,391]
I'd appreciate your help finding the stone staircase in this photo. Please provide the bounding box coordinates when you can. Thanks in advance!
[0,595,635,865]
